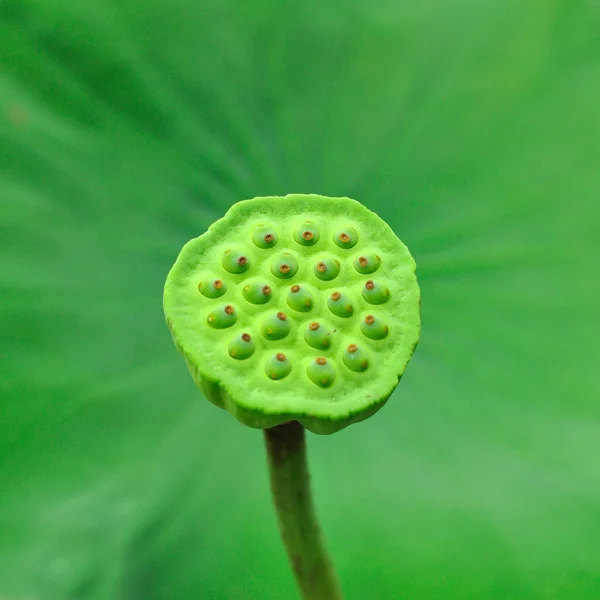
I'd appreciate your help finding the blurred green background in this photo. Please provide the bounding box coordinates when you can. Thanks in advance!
[1,0,599,598]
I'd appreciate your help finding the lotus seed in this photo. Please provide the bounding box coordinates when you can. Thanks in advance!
[243,281,272,305]
[333,227,358,249]
[353,253,381,274]
[304,321,333,350]
[343,343,369,372]
[266,352,292,380]
[207,304,237,329]
[361,314,389,340]
[307,357,336,388]
[362,280,390,304]
[327,291,354,318]
[198,278,227,298]
[314,257,341,281]
[228,332,255,360]
[271,253,299,279]
[294,222,320,246]
[261,311,291,340]
[252,225,279,249]
[286,285,314,312]
[222,249,250,274]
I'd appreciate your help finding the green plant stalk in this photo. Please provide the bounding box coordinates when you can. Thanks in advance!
[264,421,343,600]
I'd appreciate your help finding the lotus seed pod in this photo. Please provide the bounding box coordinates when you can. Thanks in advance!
[343,343,369,372]
[207,304,237,329]
[327,291,354,318]
[307,357,336,388]
[360,314,389,340]
[198,278,227,299]
[252,225,278,249]
[265,352,293,380]
[293,222,320,246]
[353,253,381,275]
[271,252,299,279]
[243,281,272,305]
[222,249,250,274]
[164,194,420,434]
[333,227,358,249]
[304,321,333,350]
[362,279,390,304]
[287,284,314,312]
[228,332,255,360]
[314,257,341,281]
[261,311,291,341]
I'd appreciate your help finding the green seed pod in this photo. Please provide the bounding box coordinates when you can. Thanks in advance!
[314,257,340,281]
[243,281,272,305]
[307,357,336,388]
[261,311,291,341]
[360,314,389,340]
[304,321,333,350]
[327,291,354,318]
[353,253,381,274]
[207,304,237,329]
[287,284,314,312]
[265,352,293,380]
[333,227,358,249]
[164,194,420,434]
[228,332,255,360]
[293,222,320,246]
[342,343,369,372]
[222,249,250,274]
[252,225,278,249]
[270,252,299,279]
[362,280,390,304]
[198,278,227,299]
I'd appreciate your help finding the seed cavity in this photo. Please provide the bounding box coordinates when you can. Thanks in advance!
[314,257,340,281]
[362,280,391,305]
[361,314,389,340]
[354,253,381,274]
[327,291,353,318]
[222,249,251,274]
[271,253,299,279]
[294,222,320,246]
[307,356,336,388]
[262,312,291,340]
[287,285,314,312]
[266,353,292,380]
[207,304,237,329]
[343,343,369,372]
[333,227,358,249]
[198,277,227,299]
[304,321,332,350]
[228,332,255,360]
[252,225,278,249]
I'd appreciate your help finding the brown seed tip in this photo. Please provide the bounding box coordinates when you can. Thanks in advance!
[365,280,375,290]
[359,256,368,267]
[302,231,313,240]
[316,357,327,365]
[347,343,358,353]
[365,315,375,325]
[331,291,341,301]
[224,305,234,315]
[309,322,320,331]
[262,285,271,295]
[291,284,300,293]
[214,279,223,289]
[277,312,287,321]
[264,233,274,242]
[241,333,251,342]
[317,262,326,272]
[237,256,248,265]
[276,353,286,362]
[340,232,350,242]
[280,264,290,273]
